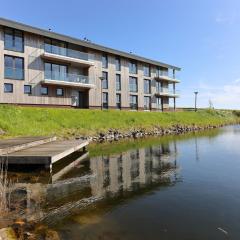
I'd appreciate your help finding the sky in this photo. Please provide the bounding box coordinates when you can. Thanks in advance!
[0,0,240,109]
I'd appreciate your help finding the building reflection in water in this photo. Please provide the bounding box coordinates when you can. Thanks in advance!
[90,141,179,198]
[3,140,180,225]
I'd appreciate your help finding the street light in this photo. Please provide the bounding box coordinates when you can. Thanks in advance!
[99,76,105,110]
[194,91,198,112]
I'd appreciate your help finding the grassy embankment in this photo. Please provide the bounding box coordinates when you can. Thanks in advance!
[0,105,239,139]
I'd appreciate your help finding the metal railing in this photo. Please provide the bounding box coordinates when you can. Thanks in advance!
[44,43,93,61]
[44,71,91,84]
[4,67,24,80]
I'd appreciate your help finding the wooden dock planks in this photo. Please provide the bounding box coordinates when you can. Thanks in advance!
[0,138,89,168]
[0,136,57,155]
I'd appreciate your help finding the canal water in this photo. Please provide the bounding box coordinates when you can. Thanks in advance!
[4,125,240,239]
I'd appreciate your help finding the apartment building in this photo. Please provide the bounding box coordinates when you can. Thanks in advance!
[0,18,181,111]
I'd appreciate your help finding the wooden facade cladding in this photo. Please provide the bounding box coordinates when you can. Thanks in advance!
[0,19,181,111]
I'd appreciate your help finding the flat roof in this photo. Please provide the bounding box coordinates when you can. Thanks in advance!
[0,17,181,71]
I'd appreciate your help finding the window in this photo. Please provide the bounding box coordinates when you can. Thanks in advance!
[156,97,162,110]
[4,28,24,52]
[143,65,150,77]
[115,57,121,71]
[24,85,32,94]
[44,38,67,56]
[116,94,121,109]
[102,54,108,68]
[41,86,48,95]
[130,95,138,110]
[129,77,138,92]
[4,55,24,80]
[44,62,67,80]
[156,81,162,93]
[144,80,151,94]
[103,92,108,109]
[56,88,64,96]
[4,83,13,93]
[157,67,168,77]
[102,71,108,89]
[116,74,121,91]
[129,61,137,74]
[144,96,151,110]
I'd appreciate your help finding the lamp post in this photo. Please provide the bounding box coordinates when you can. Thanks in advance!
[194,91,198,112]
[99,76,104,110]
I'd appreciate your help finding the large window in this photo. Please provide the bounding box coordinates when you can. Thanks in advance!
[4,83,13,93]
[102,54,108,68]
[156,81,162,93]
[116,74,121,91]
[130,95,138,110]
[102,71,108,89]
[44,38,67,56]
[115,57,121,71]
[156,97,162,110]
[143,65,150,77]
[44,62,67,80]
[144,79,151,94]
[4,55,24,80]
[129,77,138,92]
[4,28,24,52]
[103,92,108,109]
[144,96,151,110]
[116,94,121,109]
[129,61,137,74]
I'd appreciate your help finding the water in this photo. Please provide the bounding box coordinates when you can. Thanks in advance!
[4,125,240,239]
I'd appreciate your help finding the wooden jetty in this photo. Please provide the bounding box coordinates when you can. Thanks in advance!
[0,136,89,170]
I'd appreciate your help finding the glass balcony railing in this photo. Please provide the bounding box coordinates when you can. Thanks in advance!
[4,67,24,80]
[156,88,180,95]
[44,71,91,84]
[44,43,93,61]
[156,71,180,80]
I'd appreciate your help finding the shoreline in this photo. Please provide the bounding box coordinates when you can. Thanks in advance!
[85,122,238,143]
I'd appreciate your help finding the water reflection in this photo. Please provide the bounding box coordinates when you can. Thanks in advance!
[2,140,180,228]
[90,142,179,198]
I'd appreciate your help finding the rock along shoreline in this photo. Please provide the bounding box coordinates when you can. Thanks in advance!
[81,123,231,143]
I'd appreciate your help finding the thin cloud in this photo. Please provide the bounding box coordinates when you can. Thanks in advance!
[215,12,237,25]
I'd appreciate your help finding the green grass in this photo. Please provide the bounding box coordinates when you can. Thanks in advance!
[0,105,239,138]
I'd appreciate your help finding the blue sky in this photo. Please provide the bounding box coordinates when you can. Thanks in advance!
[1,0,240,109]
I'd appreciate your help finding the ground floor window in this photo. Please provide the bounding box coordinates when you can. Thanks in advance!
[4,83,13,93]
[144,96,151,110]
[130,95,138,110]
[156,97,162,110]
[116,93,121,109]
[41,86,48,95]
[24,85,32,94]
[56,88,64,96]
[103,92,108,109]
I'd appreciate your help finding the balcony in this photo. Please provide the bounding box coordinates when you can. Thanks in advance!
[155,71,180,83]
[155,88,180,98]
[42,71,95,89]
[41,44,95,67]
